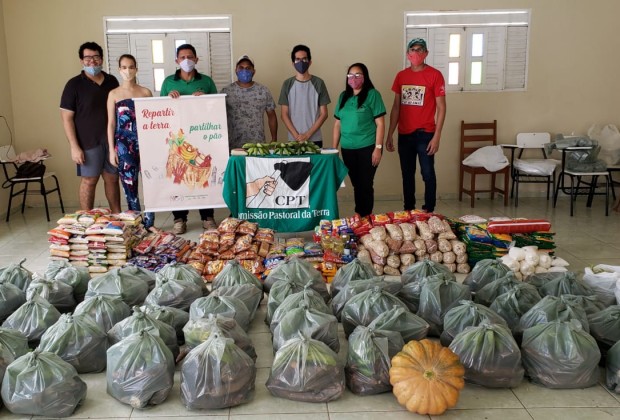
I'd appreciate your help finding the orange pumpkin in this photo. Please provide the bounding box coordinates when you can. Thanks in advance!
[389,339,465,415]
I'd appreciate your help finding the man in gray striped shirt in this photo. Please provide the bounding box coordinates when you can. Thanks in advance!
[278,45,331,148]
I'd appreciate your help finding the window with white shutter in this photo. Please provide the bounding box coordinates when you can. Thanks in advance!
[104,16,232,95]
[404,10,530,92]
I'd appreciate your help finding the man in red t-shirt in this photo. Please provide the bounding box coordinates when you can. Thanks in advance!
[386,38,446,213]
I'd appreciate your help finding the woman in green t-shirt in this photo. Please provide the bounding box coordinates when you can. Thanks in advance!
[332,63,386,217]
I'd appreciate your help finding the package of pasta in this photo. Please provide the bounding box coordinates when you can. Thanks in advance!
[199,229,219,250]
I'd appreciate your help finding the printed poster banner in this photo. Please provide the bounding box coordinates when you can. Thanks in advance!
[134,95,229,212]
[245,157,312,209]
[223,154,348,232]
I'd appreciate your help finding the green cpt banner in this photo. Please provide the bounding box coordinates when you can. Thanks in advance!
[223,154,348,232]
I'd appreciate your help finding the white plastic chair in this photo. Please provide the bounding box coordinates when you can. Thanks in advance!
[504,132,558,207]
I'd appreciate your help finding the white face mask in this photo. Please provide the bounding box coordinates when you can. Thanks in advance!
[119,69,137,81]
[179,58,196,73]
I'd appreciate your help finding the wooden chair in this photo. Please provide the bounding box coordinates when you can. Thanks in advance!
[1,145,65,222]
[459,120,509,207]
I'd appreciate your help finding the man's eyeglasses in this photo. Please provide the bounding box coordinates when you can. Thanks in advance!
[409,48,426,53]
[347,73,363,79]
[294,57,309,63]
[82,55,102,63]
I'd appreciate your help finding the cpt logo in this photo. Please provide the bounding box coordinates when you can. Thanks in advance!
[245,157,313,209]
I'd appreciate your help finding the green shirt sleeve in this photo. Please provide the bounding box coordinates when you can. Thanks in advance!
[367,89,387,118]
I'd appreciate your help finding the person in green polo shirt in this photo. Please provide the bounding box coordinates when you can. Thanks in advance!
[332,62,386,217]
[160,43,218,234]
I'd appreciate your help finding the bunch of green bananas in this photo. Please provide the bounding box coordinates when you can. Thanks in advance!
[273,142,296,155]
[242,142,271,156]
[295,141,321,155]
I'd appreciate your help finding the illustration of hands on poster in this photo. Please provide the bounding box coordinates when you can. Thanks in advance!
[134,95,229,212]
[245,157,313,209]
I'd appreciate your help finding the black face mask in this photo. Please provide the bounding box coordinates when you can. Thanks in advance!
[294,61,310,74]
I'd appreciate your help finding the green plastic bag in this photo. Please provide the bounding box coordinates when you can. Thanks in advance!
[181,333,256,409]
[342,286,408,337]
[212,259,263,292]
[0,279,26,322]
[273,302,339,353]
[449,322,524,388]
[266,333,344,402]
[0,258,32,291]
[330,258,377,298]
[463,258,511,293]
[74,295,131,333]
[521,320,600,388]
[369,306,430,343]
[417,273,472,336]
[1,350,87,417]
[183,314,256,361]
[606,341,620,394]
[345,325,404,395]
[38,313,108,373]
[106,329,174,408]
[189,294,251,331]
[2,294,61,346]
[440,300,508,346]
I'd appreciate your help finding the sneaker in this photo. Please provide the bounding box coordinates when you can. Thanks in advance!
[203,217,217,230]
[173,219,187,235]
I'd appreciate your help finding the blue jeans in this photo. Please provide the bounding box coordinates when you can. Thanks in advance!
[398,130,436,211]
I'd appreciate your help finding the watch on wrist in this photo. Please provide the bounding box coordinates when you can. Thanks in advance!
[375,144,383,149]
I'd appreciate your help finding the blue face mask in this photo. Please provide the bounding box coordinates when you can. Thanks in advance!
[236,69,253,84]
[294,61,310,74]
[83,65,102,76]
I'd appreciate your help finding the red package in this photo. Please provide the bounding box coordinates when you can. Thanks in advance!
[349,214,373,236]
[487,219,551,234]
[370,213,391,226]
[388,211,412,224]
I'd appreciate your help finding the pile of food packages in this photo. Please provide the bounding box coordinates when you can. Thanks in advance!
[47,209,147,275]
[4,205,620,417]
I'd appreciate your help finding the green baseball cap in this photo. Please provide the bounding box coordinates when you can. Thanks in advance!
[407,38,427,50]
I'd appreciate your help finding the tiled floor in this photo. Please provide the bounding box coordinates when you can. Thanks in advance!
[1,194,620,419]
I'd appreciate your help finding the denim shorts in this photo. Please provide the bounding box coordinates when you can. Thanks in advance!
[76,143,116,177]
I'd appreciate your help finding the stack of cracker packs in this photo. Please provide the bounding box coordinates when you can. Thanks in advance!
[47,209,145,275]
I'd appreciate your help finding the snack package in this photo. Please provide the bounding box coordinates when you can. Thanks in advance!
[1,350,87,417]
[266,334,345,402]
[107,329,175,408]
[181,333,256,409]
